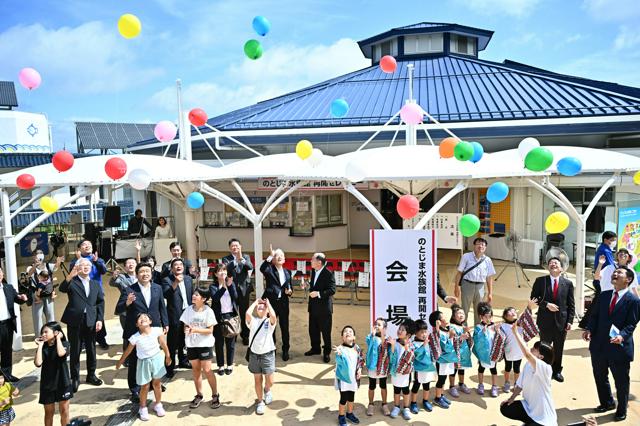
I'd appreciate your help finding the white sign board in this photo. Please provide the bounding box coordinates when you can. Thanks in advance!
[257,177,368,191]
[403,213,462,250]
[370,229,437,334]
[0,111,51,153]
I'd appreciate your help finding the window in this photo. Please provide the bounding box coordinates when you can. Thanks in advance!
[315,194,343,226]
[404,34,443,54]
[374,39,397,61]
[450,34,476,56]
[559,187,615,206]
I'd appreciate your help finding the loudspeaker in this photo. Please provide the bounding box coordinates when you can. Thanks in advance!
[103,206,121,228]
[83,223,98,249]
[100,236,112,261]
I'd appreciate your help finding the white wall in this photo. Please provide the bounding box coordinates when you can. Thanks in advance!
[348,190,381,245]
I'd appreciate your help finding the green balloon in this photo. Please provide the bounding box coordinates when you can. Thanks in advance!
[524,147,553,171]
[634,261,640,273]
[454,141,474,161]
[244,39,263,60]
[459,214,480,237]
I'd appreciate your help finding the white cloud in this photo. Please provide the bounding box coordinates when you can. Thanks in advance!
[458,0,541,17]
[565,34,583,44]
[0,22,164,95]
[614,26,640,50]
[556,50,640,88]
[582,0,640,22]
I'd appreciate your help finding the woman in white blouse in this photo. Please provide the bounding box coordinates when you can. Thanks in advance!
[154,217,173,239]
[210,264,239,376]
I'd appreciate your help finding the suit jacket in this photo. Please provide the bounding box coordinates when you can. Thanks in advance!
[210,282,239,322]
[115,282,169,339]
[161,275,194,325]
[531,275,575,333]
[588,289,640,362]
[308,267,336,315]
[69,255,107,282]
[0,282,27,333]
[160,258,196,280]
[59,276,105,328]
[260,260,292,304]
[222,254,254,297]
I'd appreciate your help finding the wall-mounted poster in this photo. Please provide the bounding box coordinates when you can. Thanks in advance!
[618,205,640,269]
[20,232,49,257]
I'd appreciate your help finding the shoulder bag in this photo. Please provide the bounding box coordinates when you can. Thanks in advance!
[245,318,269,362]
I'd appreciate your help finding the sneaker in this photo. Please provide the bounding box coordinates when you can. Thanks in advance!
[422,400,433,412]
[441,395,452,405]
[459,383,471,394]
[448,386,460,398]
[409,402,419,414]
[503,381,511,393]
[382,403,391,416]
[491,385,499,397]
[345,412,360,424]
[211,393,221,409]
[476,383,485,395]
[256,400,266,415]
[401,407,411,420]
[433,397,449,409]
[217,367,225,376]
[152,403,166,417]
[189,394,203,409]
[338,414,347,426]
[366,403,375,416]
[264,390,273,405]
[138,407,150,421]
[389,405,401,418]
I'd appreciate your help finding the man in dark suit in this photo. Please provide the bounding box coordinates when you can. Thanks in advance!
[0,267,28,382]
[260,245,292,361]
[160,242,196,280]
[302,253,335,363]
[161,258,193,377]
[59,258,105,391]
[583,266,640,422]
[222,238,254,345]
[530,256,575,382]
[116,262,169,401]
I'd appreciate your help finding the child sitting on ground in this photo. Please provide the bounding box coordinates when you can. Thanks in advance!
[365,317,392,416]
[335,325,363,426]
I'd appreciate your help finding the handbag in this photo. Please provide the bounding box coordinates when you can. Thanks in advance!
[221,315,242,338]
[245,318,269,362]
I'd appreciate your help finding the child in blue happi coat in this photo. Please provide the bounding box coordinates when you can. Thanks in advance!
[473,302,500,397]
[448,304,473,397]
[389,318,416,420]
[335,325,363,426]
[409,319,437,414]
[428,310,458,409]
[365,317,392,416]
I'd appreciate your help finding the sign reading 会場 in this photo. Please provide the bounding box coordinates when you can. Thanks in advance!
[370,229,437,335]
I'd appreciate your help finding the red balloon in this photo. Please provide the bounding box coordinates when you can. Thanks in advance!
[52,150,74,172]
[396,194,420,219]
[380,55,397,73]
[188,108,208,127]
[105,157,127,180]
[16,173,35,189]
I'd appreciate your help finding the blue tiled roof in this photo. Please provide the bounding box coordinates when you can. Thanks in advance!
[11,200,134,228]
[0,153,53,168]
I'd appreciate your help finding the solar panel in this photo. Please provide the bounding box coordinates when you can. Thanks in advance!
[75,121,157,150]
[0,81,18,108]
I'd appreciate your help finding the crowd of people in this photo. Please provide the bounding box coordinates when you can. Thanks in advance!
[0,231,637,425]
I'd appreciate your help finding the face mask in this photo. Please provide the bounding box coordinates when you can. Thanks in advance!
[36,254,44,262]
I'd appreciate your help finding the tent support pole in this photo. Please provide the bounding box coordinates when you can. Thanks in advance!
[1,190,22,351]
[253,222,264,297]
[10,187,58,219]
[414,181,468,230]
[200,183,254,219]
[259,182,305,223]
[344,183,391,230]
[232,180,256,217]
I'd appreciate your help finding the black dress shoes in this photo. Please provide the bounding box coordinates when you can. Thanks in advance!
[130,390,140,402]
[86,375,103,386]
[178,361,192,369]
[282,351,290,361]
[614,412,626,422]
[242,337,249,346]
[552,372,564,382]
[72,379,80,393]
[304,350,321,356]
[323,354,331,363]
[594,403,616,413]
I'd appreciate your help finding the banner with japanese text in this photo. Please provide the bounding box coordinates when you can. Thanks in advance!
[370,229,437,334]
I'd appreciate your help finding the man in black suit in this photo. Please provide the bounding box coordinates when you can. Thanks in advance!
[302,253,335,363]
[222,238,254,345]
[59,258,105,391]
[530,256,575,382]
[0,267,28,382]
[260,245,292,361]
[161,258,193,377]
[116,262,169,400]
[583,266,640,422]
[160,242,196,280]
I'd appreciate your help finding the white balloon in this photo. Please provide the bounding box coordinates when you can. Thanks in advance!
[307,148,324,168]
[128,168,151,190]
[518,137,540,159]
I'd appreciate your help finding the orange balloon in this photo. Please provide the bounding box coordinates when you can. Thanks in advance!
[439,137,459,158]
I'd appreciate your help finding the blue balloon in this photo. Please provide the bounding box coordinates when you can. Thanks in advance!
[557,157,582,176]
[487,182,509,203]
[330,99,349,118]
[252,16,271,36]
[186,192,205,209]
[470,141,484,163]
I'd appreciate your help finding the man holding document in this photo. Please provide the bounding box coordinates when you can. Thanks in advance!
[583,266,640,422]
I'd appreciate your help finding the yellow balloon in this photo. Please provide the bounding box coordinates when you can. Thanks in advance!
[118,14,142,39]
[40,196,59,214]
[296,139,313,160]
[545,211,570,234]
[633,170,640,185]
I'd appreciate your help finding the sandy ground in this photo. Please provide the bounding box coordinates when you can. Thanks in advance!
[7,252,639,425]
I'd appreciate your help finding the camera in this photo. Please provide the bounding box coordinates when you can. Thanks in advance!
[50,231,66,249]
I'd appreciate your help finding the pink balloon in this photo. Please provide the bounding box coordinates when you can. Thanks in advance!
[18,67,42,90]
[400,103,423,125]
[154,120,177,142]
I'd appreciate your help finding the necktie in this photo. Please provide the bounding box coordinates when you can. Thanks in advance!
[552,278,559,302]
[609,291,618,315]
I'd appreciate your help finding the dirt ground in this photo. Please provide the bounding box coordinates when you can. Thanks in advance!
[7,251,639,425]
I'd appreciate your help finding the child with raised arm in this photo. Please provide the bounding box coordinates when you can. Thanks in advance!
[180,288,220,409]
[473,302,500,397]
[116,313,171,421]
[335,325,364,426]
[500,306,523,393]
[389,318,416,420]
[365,317,392,416]
[409,319,437,414]
[448,304,473,397]
[428,310,457,409]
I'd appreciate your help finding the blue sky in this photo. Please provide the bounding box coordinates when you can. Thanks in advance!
[1,0,639,151]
